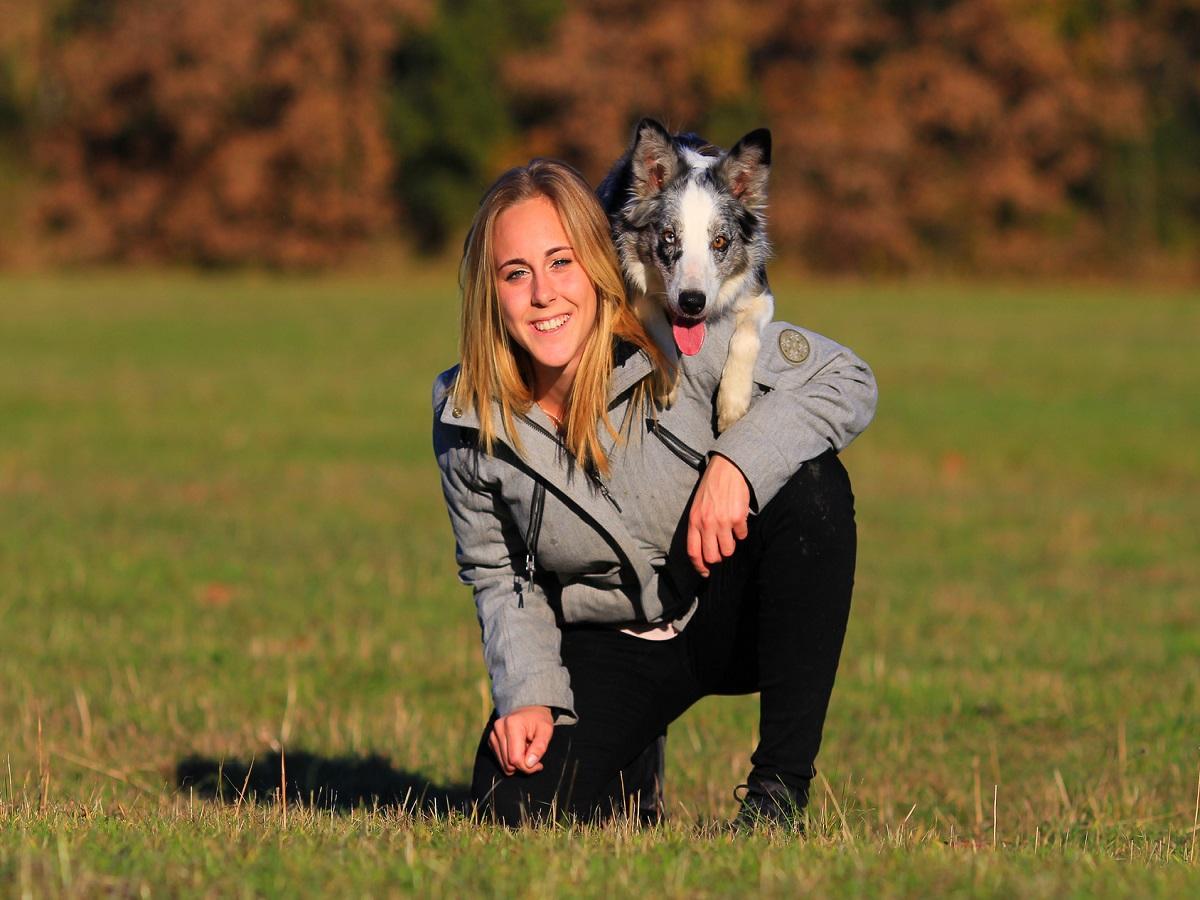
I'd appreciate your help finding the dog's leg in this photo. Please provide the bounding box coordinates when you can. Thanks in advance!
[717,290,773,433]
[635,292,680,407]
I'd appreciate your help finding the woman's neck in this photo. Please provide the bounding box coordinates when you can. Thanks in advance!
[531,363,574,420]
[534,386,567,424]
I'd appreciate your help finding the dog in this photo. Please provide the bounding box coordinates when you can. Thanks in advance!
[598,118,774,432]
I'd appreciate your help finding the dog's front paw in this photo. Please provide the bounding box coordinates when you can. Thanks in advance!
[716,386,750,433]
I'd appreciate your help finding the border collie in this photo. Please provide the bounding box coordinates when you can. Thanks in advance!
[598,118,773,431]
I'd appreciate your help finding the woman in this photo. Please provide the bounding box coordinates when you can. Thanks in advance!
[433,158,876,827]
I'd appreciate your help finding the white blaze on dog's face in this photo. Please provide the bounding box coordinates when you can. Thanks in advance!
[671,178,724,354]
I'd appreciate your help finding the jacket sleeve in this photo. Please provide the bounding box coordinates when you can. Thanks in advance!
[712,322,877,509]
[433,412,576,725]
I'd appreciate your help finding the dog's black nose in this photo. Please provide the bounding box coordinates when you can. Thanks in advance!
[678,291,706,316]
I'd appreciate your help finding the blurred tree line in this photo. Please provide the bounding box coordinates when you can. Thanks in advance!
[0,0,1197,272]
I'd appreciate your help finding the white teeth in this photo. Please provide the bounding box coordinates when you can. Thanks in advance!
[533,314,570,332]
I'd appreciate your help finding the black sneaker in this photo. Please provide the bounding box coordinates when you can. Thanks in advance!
[731,778,808,832]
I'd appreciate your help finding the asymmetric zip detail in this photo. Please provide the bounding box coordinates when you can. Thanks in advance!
[520,412,623,513]
[647,419,706,470]
[516,482,546,607]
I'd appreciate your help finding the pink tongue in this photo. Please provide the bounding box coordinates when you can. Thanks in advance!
[672,320,707,356]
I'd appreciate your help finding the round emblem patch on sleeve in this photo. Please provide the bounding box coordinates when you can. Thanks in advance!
[778,329,810,364]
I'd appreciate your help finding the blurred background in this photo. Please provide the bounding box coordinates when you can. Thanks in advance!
[2,3,1199,891]
[1,0,1198,276]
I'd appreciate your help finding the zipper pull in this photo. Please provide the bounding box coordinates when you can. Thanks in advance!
[589,473,622,512]
[514,554,534,609]
[598,482,622,512]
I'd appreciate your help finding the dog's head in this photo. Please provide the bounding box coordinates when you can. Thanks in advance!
[605,118,771,356]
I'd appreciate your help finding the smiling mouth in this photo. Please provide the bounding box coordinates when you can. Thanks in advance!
[532,313,571,333]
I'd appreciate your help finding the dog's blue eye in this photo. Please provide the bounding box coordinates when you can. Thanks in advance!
[661,228,676,244]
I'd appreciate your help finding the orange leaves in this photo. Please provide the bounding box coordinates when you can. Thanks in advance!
[20,0,1200,272]
[502,0,1178,274]
[35,0,430,267]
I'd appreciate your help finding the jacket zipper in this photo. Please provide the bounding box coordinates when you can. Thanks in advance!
[647,419,706,471]
[519,413,622,512]
[515,413,623,609]
[591,477,621,512]
[516,481,546,608]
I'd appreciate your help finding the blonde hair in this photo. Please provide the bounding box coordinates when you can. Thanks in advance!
[453,158,668,476]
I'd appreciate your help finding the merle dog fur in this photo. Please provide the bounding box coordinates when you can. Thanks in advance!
[598,117,774,431]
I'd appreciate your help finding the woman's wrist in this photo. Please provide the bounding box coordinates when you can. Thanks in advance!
[510,705,554,722]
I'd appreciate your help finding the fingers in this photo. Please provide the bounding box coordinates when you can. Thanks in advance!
[689,508,744,573]
[686,457,751,575]
[702,521,724,566]
[733,515,749,541]
[687,519,708,577]
[505,717,529,774]
[521,720,553,774]
[490,719,515,775]
[715,524,737,560]
[492,710,555,775]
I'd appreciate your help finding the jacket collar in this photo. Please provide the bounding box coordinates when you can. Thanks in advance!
[606,340,654,407]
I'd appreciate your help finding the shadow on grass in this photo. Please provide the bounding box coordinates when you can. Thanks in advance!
[175,751,471,815]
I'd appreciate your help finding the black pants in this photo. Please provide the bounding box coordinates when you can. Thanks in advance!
[471,450,857,824]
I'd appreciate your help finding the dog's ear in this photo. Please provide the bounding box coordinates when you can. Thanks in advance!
[719,128,771,210]
[629,118,682,199]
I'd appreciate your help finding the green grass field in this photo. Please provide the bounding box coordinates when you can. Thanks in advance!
[1,272,1198,896]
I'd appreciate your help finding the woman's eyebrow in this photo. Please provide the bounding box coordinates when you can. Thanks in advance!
[497,246,573,270]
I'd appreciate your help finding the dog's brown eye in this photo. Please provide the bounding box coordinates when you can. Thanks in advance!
[661,228,676,245]
[712,235,728,251]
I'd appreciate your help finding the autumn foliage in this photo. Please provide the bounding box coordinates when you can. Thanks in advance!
[503,0,1169,272]
[35,0,427,266]
[9,0,1200,272]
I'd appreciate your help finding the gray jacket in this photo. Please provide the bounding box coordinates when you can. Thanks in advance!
[433,315,876,723]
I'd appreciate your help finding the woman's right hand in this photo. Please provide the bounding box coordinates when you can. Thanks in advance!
[687,453,751,576]
[489,705,555,775]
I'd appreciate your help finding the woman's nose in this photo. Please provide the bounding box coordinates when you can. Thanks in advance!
[531,275,555,306]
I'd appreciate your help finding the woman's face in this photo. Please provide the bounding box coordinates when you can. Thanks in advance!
[494,195,599,403]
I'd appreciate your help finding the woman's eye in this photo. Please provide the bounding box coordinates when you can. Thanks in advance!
[503,268,528,282]
[550,256,571,269]
[661,228,676,244]
[712,235,728,251]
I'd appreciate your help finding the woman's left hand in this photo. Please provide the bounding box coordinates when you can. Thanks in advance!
[687,454,751,577]
[489,705,555,775]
